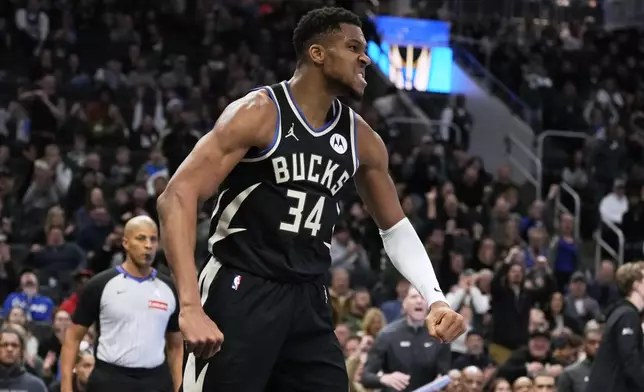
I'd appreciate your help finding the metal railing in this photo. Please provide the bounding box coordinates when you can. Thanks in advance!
[535,130,587,202]
[554,181,581,240]
[505,132,540,190]
[594,219,625,269]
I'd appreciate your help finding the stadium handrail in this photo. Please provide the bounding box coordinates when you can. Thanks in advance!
[505,132,540,189]
[536,130,587,200]
[594,218,625,269]
[555,181,581,240]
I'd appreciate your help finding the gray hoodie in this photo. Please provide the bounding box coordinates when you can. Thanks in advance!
[0,365,47,392]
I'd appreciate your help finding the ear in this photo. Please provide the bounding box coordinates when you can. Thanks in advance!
[309,44,325,65]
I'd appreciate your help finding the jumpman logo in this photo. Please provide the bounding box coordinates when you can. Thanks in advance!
[285,123,299,141]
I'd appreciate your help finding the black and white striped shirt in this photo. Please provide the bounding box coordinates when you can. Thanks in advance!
[72,266,179,368]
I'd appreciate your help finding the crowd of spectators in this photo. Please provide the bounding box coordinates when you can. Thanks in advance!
[0,1,628,392]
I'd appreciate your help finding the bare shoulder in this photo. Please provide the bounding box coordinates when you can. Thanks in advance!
[354,111,388,171]
[212,88,277,150]
[164,89,278,200]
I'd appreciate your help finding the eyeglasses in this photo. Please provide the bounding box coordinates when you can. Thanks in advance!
[0,342,20,349]
[534,385,555,390]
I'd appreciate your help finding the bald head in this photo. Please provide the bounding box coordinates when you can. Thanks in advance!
[123,215,159,267]
[124,215,157,237]
[462,366,483,392]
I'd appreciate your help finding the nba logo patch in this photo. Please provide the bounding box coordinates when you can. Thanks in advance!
[232,275,242,290]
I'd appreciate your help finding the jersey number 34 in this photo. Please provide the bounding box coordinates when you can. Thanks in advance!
[280,189,325,236]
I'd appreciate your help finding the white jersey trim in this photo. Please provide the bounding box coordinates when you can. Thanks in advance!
[241,85,282,163]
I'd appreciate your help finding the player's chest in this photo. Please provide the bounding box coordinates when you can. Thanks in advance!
[269,136,355,197]
[102,282,175,320]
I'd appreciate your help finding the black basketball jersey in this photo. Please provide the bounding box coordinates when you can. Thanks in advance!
[208,81,358,282]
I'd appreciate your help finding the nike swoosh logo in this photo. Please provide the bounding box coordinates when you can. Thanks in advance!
[433,287,442,293]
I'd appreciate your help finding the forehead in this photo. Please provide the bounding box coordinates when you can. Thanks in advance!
[129,225,158,237]
[334,23,366,43]
[1,332,19,343]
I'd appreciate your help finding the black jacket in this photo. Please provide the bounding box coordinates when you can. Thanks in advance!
[587,300,644,392]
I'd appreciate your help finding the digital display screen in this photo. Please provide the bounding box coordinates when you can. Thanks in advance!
[368,16,453,94]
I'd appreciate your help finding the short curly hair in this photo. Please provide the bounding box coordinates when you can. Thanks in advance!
[616,261,644,296]
[292,7,362,63]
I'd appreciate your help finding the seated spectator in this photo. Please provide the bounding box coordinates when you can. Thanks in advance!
[545,292,583,336]
[48,349,94,392]
[22,160,60,218]
[488,378,512,392]
[565,272,602,326]
[453,331,496,378]
[379,278,409,323]
[587,260,619,311]
[341,288,371,334]
[27,227,86,291]
[360,308,386,338]
[74,187,105,229]
[2,270,54,323]
[329,268,353,325]
[331,225,369,277]
[75,207,113,252]
[4,307,39,359]
[31,206,76,247]
[0,325,47,392]
[497,329,563,383]
[37,309,71,382]
[512,376,533,392]
[461,365,484,392]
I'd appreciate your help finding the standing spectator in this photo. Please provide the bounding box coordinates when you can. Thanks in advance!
[439,94,473,151]
[565,271,602,326]
[14,0,49,57]
[489,248,555,365]
[361,287,451,392]
[548,213,580,290]
[2,270,54,323]
[0,326,47,392]
[599,179,629,225]
[379,278,409,323]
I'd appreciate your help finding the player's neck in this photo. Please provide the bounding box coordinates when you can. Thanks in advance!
[121,259,154,278]
[627,292,644,311]
[288,69,335,128]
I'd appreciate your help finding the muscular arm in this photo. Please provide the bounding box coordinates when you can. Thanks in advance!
[157,90,277,308]
[354,116,447,307]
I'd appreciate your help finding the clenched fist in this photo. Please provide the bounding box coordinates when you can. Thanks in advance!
[425,302,467,343]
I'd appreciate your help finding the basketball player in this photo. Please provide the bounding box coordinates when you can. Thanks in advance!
[157,7,466,391]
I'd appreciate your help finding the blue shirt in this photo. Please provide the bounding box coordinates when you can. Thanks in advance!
[2,292,55,322]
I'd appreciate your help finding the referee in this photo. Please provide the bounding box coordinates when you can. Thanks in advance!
[59,216,183,392]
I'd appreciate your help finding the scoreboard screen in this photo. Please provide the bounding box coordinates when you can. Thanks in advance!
[367,16,453,94]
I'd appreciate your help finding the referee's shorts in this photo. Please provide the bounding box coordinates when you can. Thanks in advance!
[87,359,173,392]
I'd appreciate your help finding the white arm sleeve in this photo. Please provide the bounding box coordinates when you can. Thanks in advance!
[380,218,447,307]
